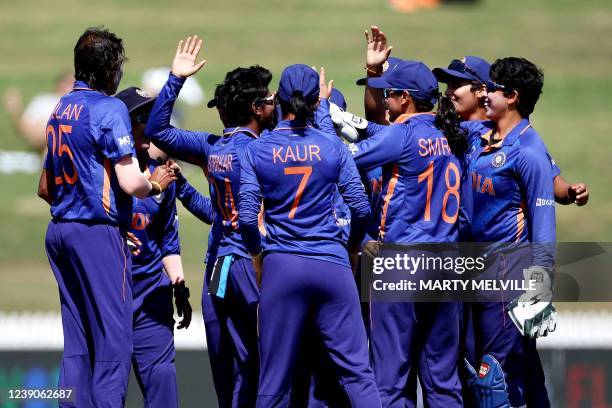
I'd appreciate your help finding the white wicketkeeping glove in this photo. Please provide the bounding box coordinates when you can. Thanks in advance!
[329,102,368,143]
[507,265,557,338]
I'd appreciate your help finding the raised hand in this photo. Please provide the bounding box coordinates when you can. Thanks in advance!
[318,67,334,100]
[171,35,207,79]
[365,25,393,71]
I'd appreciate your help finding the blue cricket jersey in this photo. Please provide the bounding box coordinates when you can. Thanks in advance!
[145,73,259,259]
[44,81,136,227]
[463,119,556,267]
[349,113,464,243]
[129,160,180,275]
[239,119,371,267]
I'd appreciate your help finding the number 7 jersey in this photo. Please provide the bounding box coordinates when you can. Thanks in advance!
[349,113,464,243]
[239,119,371,267]
[43,81,136,227]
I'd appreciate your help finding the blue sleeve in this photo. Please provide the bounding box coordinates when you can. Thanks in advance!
[515,143,556,267]
[176,175,215,225]
[99,102,135,163]
[349,124,404,172]
[238,144,263,255]
[364,121,387,138]
[158,182,181,257]
[337,143,371,247]
[547,151,561,178]
[458,163,473,241]
[145,73,212,166]
[313,98,336,136]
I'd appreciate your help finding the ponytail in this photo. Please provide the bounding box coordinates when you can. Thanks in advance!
[279,90,317,121]
[435,95,467,155]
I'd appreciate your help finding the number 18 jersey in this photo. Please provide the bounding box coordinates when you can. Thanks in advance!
[350,113,464,243]
[43,81,136,227]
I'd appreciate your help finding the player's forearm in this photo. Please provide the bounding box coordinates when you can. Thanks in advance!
[37,168,54,204]
[553,175,571,205]
[114,156,153,198]
[177,175,215,224]
[238,189,263,255]
[162,254,185,284]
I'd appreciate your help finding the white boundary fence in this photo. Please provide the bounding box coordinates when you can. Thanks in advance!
[1,310,611,351]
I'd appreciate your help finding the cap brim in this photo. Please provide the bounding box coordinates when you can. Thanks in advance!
[356,77,367,86]
[128,97,156,113]
[432,68,477,84]
[207,99,217,108]
[366,76,392,89]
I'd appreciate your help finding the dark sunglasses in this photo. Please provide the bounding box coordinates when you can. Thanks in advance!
[256,93,275,106]
[448,59,481,81]
[383,88,419,99]
[486,80,514,94]
[133,112,150,124]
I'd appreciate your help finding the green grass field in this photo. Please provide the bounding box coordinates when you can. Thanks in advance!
[1,0,611,311]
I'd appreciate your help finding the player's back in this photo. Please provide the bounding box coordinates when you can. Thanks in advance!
[375,114,463,243]
[45,82,135,227]
[246,121,351,265]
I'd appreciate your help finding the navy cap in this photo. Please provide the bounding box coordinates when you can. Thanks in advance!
[367,60,439,105]
[356,57,402,86]
[278,64,319,103]
[433,56,490,85]
[329,88,347,111]
[115,87,156,113]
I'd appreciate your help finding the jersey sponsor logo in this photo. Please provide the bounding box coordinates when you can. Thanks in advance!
[536,198,555,207]
[118,135,133,147]
[272,144,321,164]
[478,362,490,379]
[472,172,496,196]
[418,137,452,157]
[208,154,234,173]
[491,151,506,168]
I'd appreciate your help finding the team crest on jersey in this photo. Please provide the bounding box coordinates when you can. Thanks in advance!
[491,152,506,168]
[478,362,490,379]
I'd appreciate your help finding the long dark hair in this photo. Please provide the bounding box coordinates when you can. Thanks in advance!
[278,91,317,122]
[434,95,467,155]
[74,27,125,94]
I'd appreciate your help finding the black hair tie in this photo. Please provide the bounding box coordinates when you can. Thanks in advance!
[292,90,303,97]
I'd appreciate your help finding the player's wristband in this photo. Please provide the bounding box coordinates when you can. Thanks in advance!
[364,65,382,76]
[149,181,162,196]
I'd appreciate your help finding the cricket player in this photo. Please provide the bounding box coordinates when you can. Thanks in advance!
[39,27,176,407]
[114,86,194,408]
[460,57,557,407]
[144,36,275,407]
[239,63,381,408]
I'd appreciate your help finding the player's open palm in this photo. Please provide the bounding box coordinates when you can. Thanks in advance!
[172,35,207,79]
[365,25,393,70]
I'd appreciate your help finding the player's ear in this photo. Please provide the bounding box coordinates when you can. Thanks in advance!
[506,89,519,107]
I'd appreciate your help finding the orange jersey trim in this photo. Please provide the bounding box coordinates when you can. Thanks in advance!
[379,164,400,241]
[102,159,112,215]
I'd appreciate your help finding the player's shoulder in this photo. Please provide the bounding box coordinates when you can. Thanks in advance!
[516,124,547,152]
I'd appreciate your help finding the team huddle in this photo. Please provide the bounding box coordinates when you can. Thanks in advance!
[39,26,589,408]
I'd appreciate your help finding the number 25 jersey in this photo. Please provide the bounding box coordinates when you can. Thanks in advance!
[44,81,136,227]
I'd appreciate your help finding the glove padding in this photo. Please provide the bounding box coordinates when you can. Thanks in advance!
[329,102,368,142]
[173,281,192,329]
[464,355,510,408]
[507,266,557,338]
